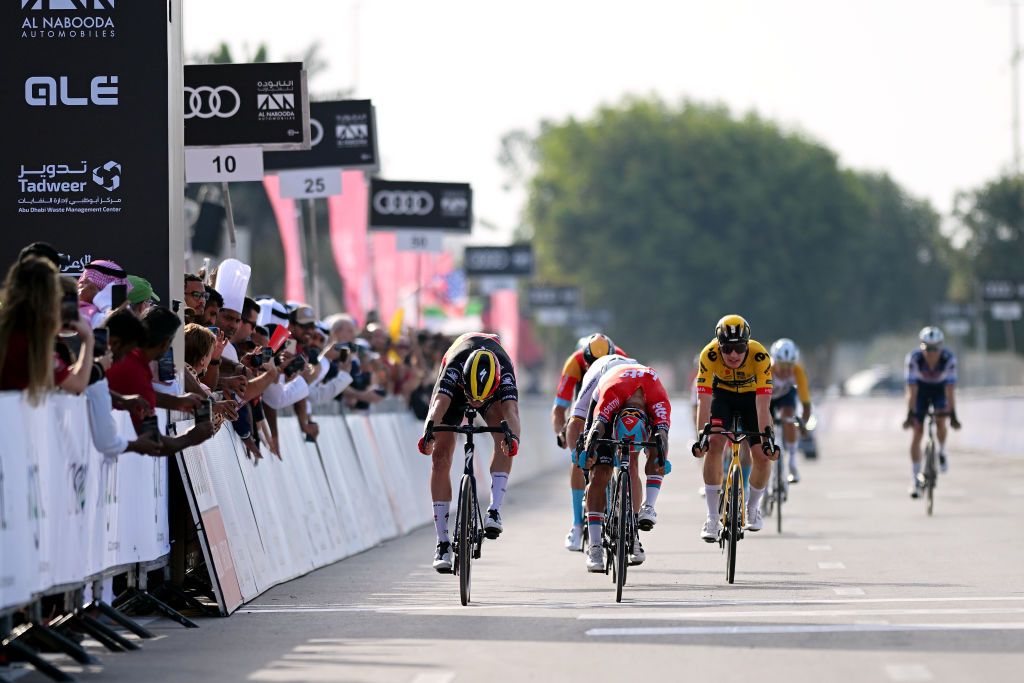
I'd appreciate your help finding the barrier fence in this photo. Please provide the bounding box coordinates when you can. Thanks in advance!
[1,394,563,621]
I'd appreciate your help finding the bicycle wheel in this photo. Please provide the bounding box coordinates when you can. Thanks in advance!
[615,471,630,602]
[726,471,740,584]
[457,474,474,605]
[775,456,784,534]
[606,478,617,580]
[924,441,936,517]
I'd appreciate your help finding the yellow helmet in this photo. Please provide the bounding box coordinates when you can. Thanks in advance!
[582,333,614,365]
[715,315,750,345]
[463,348,501,402]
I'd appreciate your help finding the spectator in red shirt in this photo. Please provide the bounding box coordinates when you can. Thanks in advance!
[106,307,214,455]
[0,255,95,402]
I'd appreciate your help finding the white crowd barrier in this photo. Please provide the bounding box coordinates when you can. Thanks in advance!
[176,398,564,614]
[0,392,170,614]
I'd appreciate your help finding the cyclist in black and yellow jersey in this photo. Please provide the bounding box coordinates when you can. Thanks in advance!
[692,315,778,539]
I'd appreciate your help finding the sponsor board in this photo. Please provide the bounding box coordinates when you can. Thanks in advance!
[264,100,379,171]
[464,245,534,277]
[368,179,472,231]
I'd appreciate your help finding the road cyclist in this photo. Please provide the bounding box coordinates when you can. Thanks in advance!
[551,333,626,551]
[693,315,779,540]
[418,332,521,572]
[768,338,813,486]
[901,326,961,498]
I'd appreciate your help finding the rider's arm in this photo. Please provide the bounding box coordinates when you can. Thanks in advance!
[945,382,956,414]
[565,415,585,451]
[795,363,812,423]
[696,393,711,434]
[904,351,919,415]
[425,392,453,427]
[501,398,522,439]
[752,345,775,441]
[551,404,567,437]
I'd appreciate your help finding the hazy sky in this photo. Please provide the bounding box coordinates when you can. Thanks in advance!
[185,0,1020,240]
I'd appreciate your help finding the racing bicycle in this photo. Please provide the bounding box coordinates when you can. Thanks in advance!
[426,409,513,606]
[763,415,800,534]
[918,408,940,516]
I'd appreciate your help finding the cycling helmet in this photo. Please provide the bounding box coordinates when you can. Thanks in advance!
[582,333,614,365]
[770,338,800,364]
[919,326,944,347]
[716,315,750,344]
[463,348,502,402]
[613,407,649,445]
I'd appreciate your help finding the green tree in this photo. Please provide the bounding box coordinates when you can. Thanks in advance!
[519,97,950,360]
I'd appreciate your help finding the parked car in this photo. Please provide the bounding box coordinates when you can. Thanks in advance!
[842,365,903,397]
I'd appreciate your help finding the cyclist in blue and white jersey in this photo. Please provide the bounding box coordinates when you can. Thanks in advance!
[901,326,961,498]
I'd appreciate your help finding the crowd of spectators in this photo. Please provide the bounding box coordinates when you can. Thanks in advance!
[0,242,454,461]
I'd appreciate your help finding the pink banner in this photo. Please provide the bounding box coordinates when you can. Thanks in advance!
[327,171,374,326]
[262,175,306,303]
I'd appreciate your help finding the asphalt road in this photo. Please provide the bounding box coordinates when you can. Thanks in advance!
[17,406,1024,683]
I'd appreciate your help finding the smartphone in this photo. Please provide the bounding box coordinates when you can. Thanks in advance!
[284,338,297,356]
[157,348,175,382]
[93,328,109,357]
[195,397,212,424]
[139,414,160,440]
[261,346,273,364]
[208,326,219,337]
[61,292,78,326]
[111,283,127,309]
[333,344,350,363]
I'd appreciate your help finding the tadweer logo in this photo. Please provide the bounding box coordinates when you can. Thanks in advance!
[17,160,120,193]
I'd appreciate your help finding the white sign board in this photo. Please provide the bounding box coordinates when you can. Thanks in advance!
[943,318,971,336]
[277,168,343,199]
[395,231,443,253]
[479,276,517,294]
[535,308,570,326]
[991,302,1023,321]
[185,147,264,183]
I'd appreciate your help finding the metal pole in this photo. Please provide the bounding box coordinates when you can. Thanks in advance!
[220,182,237,258]
[1014,0,1022,174]
[1006,319,1017,354]
[307,198,321,314]
[415,251,422,329]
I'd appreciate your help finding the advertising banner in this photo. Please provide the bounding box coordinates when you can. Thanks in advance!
[527,285,581,308]
[263,99,379,171]
[2,0,172,299]
[464,245,534,276]
[184,62,310,150]
[368,179,472,232]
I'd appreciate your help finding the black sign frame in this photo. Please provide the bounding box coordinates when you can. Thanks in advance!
[528,285,581,308]
[263,99,379,171]
[184,62,310,150]
[4,0,172,300]
[464,245,534,277]
[368,179,472,232]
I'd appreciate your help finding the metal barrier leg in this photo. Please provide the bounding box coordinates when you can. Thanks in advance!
[73,613,139,652]
[49,613,124,654]
[153,584,217,618]
[116,589,198,629]
[2,639,76,682]
[17,622,98,666]
[87,601,154,639]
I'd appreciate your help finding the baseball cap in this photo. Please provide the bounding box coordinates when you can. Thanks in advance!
[127,275,160,304]
[292,305,316,325]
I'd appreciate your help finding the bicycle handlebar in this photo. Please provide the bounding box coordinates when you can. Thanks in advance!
[692,423,778,458]
[425,419,513,444]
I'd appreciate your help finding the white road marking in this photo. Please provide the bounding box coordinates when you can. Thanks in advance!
[884,664,933,681]
[818,561,846,569]
[807,544,832,551]
[834,587,866,596]
[586,622,1024,637]
[411,673,456,683]
[577,606,1024,620]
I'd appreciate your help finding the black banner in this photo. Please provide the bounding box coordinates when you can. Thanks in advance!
[464,245,534,276]
[368,179,472,232]
[981,279,1024,301]
[528,285,581,308]
[3,0,171,298]
[263,99,378,171]
[184,62,309,150]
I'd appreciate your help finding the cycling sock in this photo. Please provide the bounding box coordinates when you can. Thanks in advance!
[645,475,663,508]
[489,472,509,512]
[747,485,765,512]
[587,512,604,547]
[912,460,922,479]
[432,501,450,543]
[785,441,798,469]
[571,488,585,526]
[705,485,722,518]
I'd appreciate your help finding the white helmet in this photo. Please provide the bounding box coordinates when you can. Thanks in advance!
[770,338,799,364]
[919,326,944,346]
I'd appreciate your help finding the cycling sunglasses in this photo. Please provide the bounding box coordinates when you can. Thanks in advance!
[721,342,748,355]
[923,344,941,352]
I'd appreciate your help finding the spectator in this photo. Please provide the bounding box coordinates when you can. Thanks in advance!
[183,323,237,428]
[106,307,213,455]
[18,241,67,270]
[77,260,131,322]
[184,274,207,321]
[0,256,94,401]
[203,285,223,325]
[127,275,159,317]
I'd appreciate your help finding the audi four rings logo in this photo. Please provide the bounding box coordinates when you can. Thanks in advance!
[184,85,240,119]
[373,191,434,216]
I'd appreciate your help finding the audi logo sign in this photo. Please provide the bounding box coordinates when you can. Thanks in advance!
[464,245,534,276]
[264,100,379,172]
[184,62,310,151]
[373,191,434,216]
[368,179,472,232]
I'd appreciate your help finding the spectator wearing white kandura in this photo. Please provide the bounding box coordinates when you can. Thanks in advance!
[306,331,355,406]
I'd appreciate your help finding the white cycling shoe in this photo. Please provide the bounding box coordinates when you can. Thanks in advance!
[745,507,764,532]
[484,509,503,539]
[432,541,453,573]
[701,516,721,543]
[628,538,646,565]
[637,504,657,531]
[564,525,584,551]
[586,544,605,573]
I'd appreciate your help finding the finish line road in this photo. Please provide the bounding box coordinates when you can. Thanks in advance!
[23,415,1024,683]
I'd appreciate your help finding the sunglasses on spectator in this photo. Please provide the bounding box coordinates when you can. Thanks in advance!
[721,342,748,356]
[186,291,208,301]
